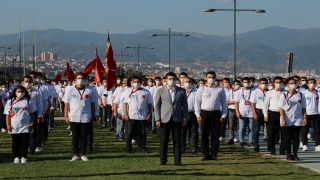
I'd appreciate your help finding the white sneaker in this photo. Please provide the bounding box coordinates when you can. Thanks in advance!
[69,132,72,136]
[1,128,6,132]
[307,133,311,139]
[219,137,224,141]
[300,142,303,148]
[315,145,320,152]
[81,156,89,161]
[303,145,308,151]
[70,156,80,161]
[67,126,70,130]
[21,157,27,164]
[132,139,136,145]
[28,147,30,152]
[14,157,20,164]
[234,138,238,142]
[35,147,41,152]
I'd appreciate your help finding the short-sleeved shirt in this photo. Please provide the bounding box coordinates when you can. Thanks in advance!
[302,90,320,115]
[123,88,152,120]
[64,86,95,123]
[234,88,253,118]
[226,90,237,109]
[278,92,306,126]
[114,88,131,117]
[250,89,267,110]
[4,98,37,134]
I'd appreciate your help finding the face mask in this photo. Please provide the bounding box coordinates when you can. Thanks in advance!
[103,82,106,86]
[234,85,240,90]
[308,83,316,89]
[268,86,274,91]
[250,82,254,87]
[133,83,141,88]
[207,78,215,85]
[148,82,152,86]
[260,84,267,89]
[289,84,296,90]
[76,79,85,86]
[167,80,175,86]
[224,83,229,88]
[41,80,45,84]
[274,83,282,89]
[2,88,7,92]
[199,84,204,87]
[16,92,25,98]
[156,81,161,85]
[52,82,56,85]
[23,83,32,89]
[63,82,67,85]
[301,81,307,85]
[184,83,191,88]
[117,80,121,84]
[243,83,250,88]
[163,82,167,86]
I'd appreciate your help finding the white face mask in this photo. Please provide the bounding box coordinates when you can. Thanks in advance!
[268,86,274,91]
[162,82,167,86]
[243,83,250,88]
[155,80,161,85]
[184,83,191,89]
[308,83,316,89]
[199,84,204,87]
[2,88,7,92]
[289,84,296,90]
[148,82,152,86]
[224,83,229,88]
[274,83,282,89]
[133,83,141,89]
[301,81,307,85]
[207,78,215,85]
[167,80,176,86]
[16,92,25,98]
[117,80,121,84]
[103,82,106,86]
[234,85,240,90]
[23,82,32,89]
[76,79,85,86]
[260,84,267,89]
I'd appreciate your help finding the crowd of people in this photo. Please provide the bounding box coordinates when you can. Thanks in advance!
[1,71,319,165]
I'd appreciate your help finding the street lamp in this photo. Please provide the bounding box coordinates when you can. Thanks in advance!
[114,51,133,75]
[150,28,189,72]
[0,47,11,80]
[125,42,153,76]
[205,0,265,80]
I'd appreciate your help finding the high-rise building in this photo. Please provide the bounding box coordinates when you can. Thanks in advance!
[41,52,58,60]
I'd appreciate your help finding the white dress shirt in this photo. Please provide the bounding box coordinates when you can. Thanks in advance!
[226,90,237,109]
[234,87,253,118]
[263,89,286,116]
[186,88,196,112]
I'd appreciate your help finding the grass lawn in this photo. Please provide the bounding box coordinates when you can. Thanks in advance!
[0,120,319,180]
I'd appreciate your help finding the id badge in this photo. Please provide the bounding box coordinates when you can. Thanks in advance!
[79,100,85,107]
[244,100,250,105]
[8,109,15,117]
[282,103,290,111]
[126,98,132,104]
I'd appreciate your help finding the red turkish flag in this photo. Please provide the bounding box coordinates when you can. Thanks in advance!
[54,73,62,81]
[64,62,75,80]
[105,33,117,90]
[93,48,106,82]
[83,59,95,74]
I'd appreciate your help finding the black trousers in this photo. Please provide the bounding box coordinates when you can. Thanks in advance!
[159,118,182,163]
[267,111,280,153]
[303,114,320,146]
[12,133,30,158]
[70,122,90,155]
[182,112,198,153]
[282,126,301,155]
[29,112,41,152]
[201,110,221,157]
[219,112,228,138]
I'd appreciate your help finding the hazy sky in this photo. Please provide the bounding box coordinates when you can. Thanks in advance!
[0,0,319,36]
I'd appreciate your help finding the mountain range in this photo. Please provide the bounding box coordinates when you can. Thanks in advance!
[1,26,320,73]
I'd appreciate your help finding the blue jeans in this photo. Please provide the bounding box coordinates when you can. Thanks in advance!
[252,109,264,147]
[48,109,54,128]
[117,117,124,138]
[126,120,147,150]
[151,112,156,130]
[238,117,253,143]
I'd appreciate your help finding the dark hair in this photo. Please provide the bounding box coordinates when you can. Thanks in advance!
[166,72,177,78]
[301,77,307,80]
[74,72,86,79]
[205,71,216,77]
[9,85,31,100]
[308,78,316,84]
[131,76,141,82]
[286,77,296,84]
[273,76,283,82]
[242,77,250,82]
[198,79,205,83]
[154,76,161,81]
[258,78,268,83]
[179,72,188,77]
[233,80,241,84]
[292,75,300,80]
[23,75,33,81]
[249,76,255,81]
[223,78,230,82]
[162,77,167,80]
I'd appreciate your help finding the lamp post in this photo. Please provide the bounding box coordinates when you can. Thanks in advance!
[125,42,153,76]
[205,0,265,80]
[114,51,133,76]
[0,47,11,80]
[150,28,189,72]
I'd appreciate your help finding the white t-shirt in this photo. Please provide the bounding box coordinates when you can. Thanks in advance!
[250,89,267,110]
[302,89,320,115]
[4,98,37,134]
[114,88,132,117]
[234,87,253,118]
[123,88,153,120]
[27,88,43,117]
[186,89,196,112]
[226,90,237,109]
[278,92,306,126]
[64,86,96,123]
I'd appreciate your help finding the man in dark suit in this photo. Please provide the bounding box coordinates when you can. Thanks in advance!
[154,72,188,166]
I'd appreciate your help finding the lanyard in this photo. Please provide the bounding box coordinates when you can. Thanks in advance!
[242,88,251,100]
[76,86,85,100]
[28,89,32,97]
[286,91,295,103]
[10,99,22,109]
[310,90,319,100]
[61,88,65,94]
[186,90,192,99]
[128,89,140,98]
[260,89,266,97]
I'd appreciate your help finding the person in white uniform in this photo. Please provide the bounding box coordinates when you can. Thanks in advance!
[278,77,307,160]
[4,85,37,164]
[0,82,9,132]
[64,72,96,161]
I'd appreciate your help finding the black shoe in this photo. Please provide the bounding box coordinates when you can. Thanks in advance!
[181,149,186,154]
[254,147,260,152]
[293,155,300,160]
[139,148,148,153]
[270,152,276,155]
[227,139,234,145]
[174,162,184,166]
[249,143,254,147]
[243,141,248,145]
[152,130,157,134]
[191,151,198,155]
[109,128,114,131]
[211,156,218,160]
[125,149,131,154]
[100,126,106,129]
[279,150,285,155]
[115,134,119,138]
[202,155,211,161]
[239,142,244,148]
[286,154,294,160]
[160,162,166,165]
[264,138,268,141]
